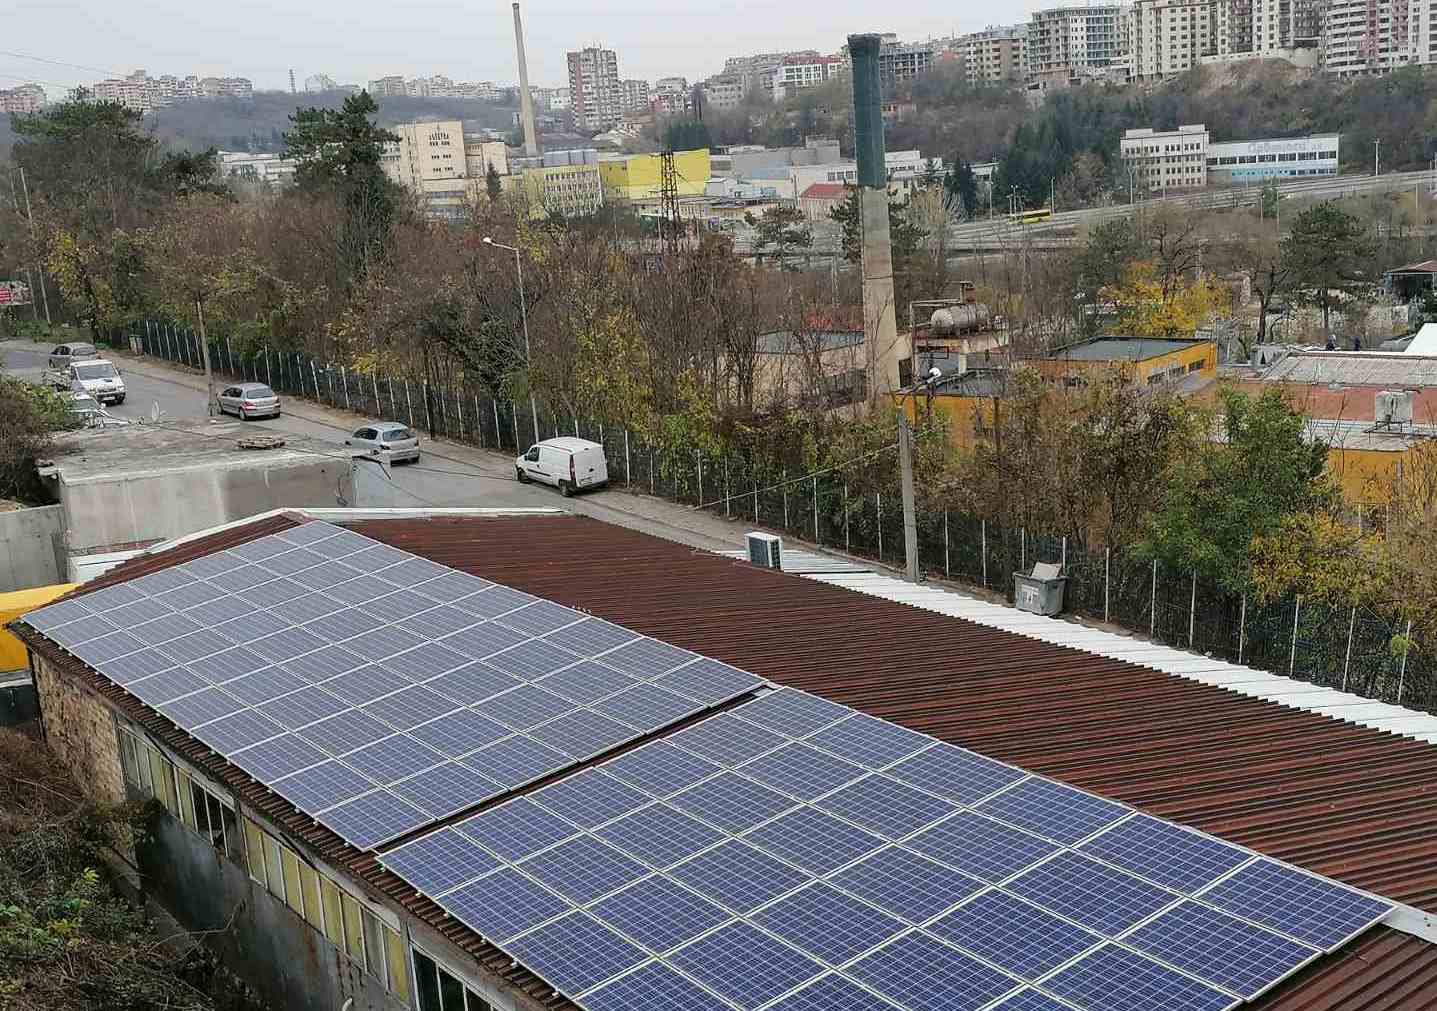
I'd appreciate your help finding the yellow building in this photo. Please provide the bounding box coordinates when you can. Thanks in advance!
[0,584,76,673]
[502,164,605,219]
[1035,337,1216,388]
[598,148,711,202]
[898,370,1008,451]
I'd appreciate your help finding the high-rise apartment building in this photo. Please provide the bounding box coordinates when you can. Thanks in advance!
[1028,5,1125,86]
[1126,0,1217,80]
[958,24,1028,84]
[620,79,651,112]
[567,46,621,132]
[877,38,936,83]
[774,55,844,93]
[1322,0,1430,75]
[304,73,338,93]
[0,83,46,114]
[90,70,247,111]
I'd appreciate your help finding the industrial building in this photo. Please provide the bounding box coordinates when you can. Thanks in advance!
[1037,336,1218,386]
[1120,124,1211,191]
[502,153,605,218]
[597,149,710,203]
[1206,134,1340,182]
[379,121,510,220]
[12,508,1437,1011]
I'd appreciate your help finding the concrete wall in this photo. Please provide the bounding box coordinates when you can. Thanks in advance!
[0,505,64,591]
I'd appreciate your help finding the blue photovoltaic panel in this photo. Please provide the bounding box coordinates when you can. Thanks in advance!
[1198,859,1391,951]
[601,741,722,798]
[744,805,884,875]
[991,989,1088,1011]
[464,733,570,789]
[230,732,329,781]
[670,772,795,834]
[127,667,210,705]
[72,629,147,664]
[486,638,581,679]
[130,613,204,644]
[157,688,247,727]
[320,788,429,849]
[327,574,401,606]
[1079,814,1252,893]
[214,609,288,643]
[255,546,325,575]
[235,577,311,608]
[454,584,536,618]
[669,921,823,1010]
[184,594,254,627]
[273,586,348,619]
[815,773,958,840]
[506,912,647,996]
[668,714,786,767]
[280,645,365,681]
[380,555,455,585]
[530,768,648,829]
[442,621,530,660]
[829,845,985,924]
[977,777,1130,845]
[345,733,445,784]
[1126,900,1319,998]
[1044,944,1235,1011]
[582,960,732,1011]
[928,890,1102,980]
[412,569,493,603]
[343,624,426,661]
[847,931,1018,1011]
[320,664,413,705]
[299,709,392,755]
[400,604,481,641]
[107,597,178,627]
[498,599,583,636]
[752,882,904,965]
[534,660,637,705]
[391,760,502,819]
[359,684,459,731]
[475,684,574,730]
[248,627,328,662]
[594,683,703,731]
[25,598,95,632]
[527,708,636,759]
[590,875,730,953]
[653,657,764,706]
[379,827,501,896]
[909,812,1060,883]
[409,708,509,757]
[600,637,697,678]
[271,759,376,814]
[192,708,285,754]
[223,666,308,706]
[739,743,866,801]
[733,688,851,736]
[1006,851,1176,935]
[201,645,270,681]
[670,840,811,913]
[97,648,176,685]
[765,974,900,1011]
[302,607,378,643]
[438,867,571,942]
[386,641,471,680]
[807,714,932,770]
[77,582,146,609]
[542,617,637,657]
[520,834,649,904]
[595,803,725,868]
[255,685,350,729]
[366,588,440,620]
[456,797,576,861]
[424,662,521,704]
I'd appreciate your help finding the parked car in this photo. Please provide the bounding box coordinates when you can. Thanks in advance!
[345,422,421,463]
[515,437,609,496]
[216,382,281,420]
[48,342,98,370]
[51,358,126,404]
[67,393,129,429]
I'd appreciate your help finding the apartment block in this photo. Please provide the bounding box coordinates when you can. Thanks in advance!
[567,46,622,132]
[701,75,747,111]
[1028,5,1126,87]
[1323,0,1431,75]
[0,83,45,114]
[878,39,937,83]
[959,24,1029,84]
[1120,123,1210,191]
[1127,0,1218,80]
[620,78,651,112]
[774,55,845,96]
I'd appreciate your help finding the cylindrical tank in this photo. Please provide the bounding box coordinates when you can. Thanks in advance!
[931,304,992,335]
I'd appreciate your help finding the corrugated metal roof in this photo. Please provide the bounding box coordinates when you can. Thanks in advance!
[1262,352,1437,388]
[19,510,1437,1011]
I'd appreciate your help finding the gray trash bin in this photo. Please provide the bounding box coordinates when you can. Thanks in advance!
[1013,561,1067,616]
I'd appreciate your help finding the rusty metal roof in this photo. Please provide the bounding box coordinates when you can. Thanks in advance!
[20,510,1437,1011]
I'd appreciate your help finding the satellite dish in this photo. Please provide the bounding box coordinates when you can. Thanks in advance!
[150,400,166,423]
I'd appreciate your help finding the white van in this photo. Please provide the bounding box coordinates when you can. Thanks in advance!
[515,437,609,496]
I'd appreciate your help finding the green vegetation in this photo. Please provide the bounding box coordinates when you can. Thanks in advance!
[0,375,81,503]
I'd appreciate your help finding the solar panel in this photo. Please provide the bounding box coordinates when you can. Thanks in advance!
[106,597,178,627]
[670,840,811,913]
[229,732,328,781]
[234,577,311,608]
[988,989,1081,1011]
[130,613,205,644]
[378,827,500,896]
[179,550,242,579]
[222,666,308,706]
[530,769,649,829]
[412,569,494,603]
[255,684,350,729]
[542,618,637,657]
[828,846,985,923]
[247,627,328,662]
[743,805,884,875]
[928,889,1101,979]
[590,874,730,953]
[191,709,284,753]
[319,664,413,705]
[154,583,222,612]
[276,520,341,545]
[908,812,1060,882]
[1125,900,1319,998]
[600,636,698,678]
[268,588,346,621]
[454,583,535,618]
[582,960,732,1011]
[271,758,376,814]
[601,741,722,798]
[1006,851,1176,935]
[211,610,288,644]
[815,773,958,840]
[408,709,509,757]
[128,565,196,594]
[847,931,1018,1011]
[653,657,764,705]
[345,733,445,784]
[299,709,394,756]
[519,834,649,904]
[668,713,786,767]
[1197,859,1391,950]
[497,599,583,636]
[464,733,570,789]
[326,574,400,606]
[359,684,458,730]
[280,645,365,682]
[127,667,209,705]
[391,761,502,819]
[439,866,572,942]
[255,546,326,576]
[595,803,725,869]
[752,882,905,965]
[763,974,899,1011]
[732,688,850,736]
[506,912,647,996]
[377,555,454,586]
[1043,944,1235,1011]
[101,648,178,685]
[527,708,637,759]
[807,714,932,770]
[670,772,794,834]
[319,788,429,849]
[400,605,479,640]
[157,688,247,727]
[977,778,1130,845]
[342,624,426,661]
[668,921,823,1010]
[25,598,95,632]
[76,582,145,610]
[1079,814,1252,893]
[289,560,364,592]
[739,743,866,801]
[475,684,574,730]
[534,660,638,705]
[456,797,576,860]
[424,661,521,704]
[442,621,530,660]
[596,683,711,732]
[72,629,147,664]
[368,589,438,621]
[199,645,271,681]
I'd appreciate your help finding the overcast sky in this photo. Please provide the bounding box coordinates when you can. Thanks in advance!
[6,1,1031,95]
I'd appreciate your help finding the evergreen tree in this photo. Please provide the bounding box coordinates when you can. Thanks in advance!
[1282,202,1377,332]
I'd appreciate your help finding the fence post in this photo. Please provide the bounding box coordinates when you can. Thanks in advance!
[844,484,851,553]
[340,367,351,411]
[1021,528,1026,572]
[1342,606,1356,691]
[1238,595,1247,665]
[1289,595,1302,676]
[476,396,486,448]
[491,398,501,450]
[371,374,380,417]
[782,472,789,529]
[944,511,951,579]
[511,402,520,450]
[1104,548,1110,623]
[1189,572,1197,646]
[455,393,464,441]
[812,478,819,543]
[980,519,986,586]
[624,430,631,485]
[1150,559,1157,637]
[265,348,272,388]
[405,382,415,428]
[877,493,883,560]
[1061,536,1067,569]
[697,455,703,507]
[311,361,320,402]
[724,458,731,519]
[650,449,656,495]
[573,417,579,438]
[1396,617,1414,702]
[387,378,396,420]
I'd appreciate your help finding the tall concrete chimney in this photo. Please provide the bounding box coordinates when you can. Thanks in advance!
[848,33,901,400]
[512,2,540,157]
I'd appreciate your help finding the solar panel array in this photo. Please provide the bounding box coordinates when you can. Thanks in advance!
[377,686,1393,1011]
[24,520,764,850]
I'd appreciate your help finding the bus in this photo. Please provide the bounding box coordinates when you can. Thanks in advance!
[1009,208,1054,225]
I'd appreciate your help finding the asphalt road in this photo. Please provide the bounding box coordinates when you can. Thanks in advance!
[0,341,741,551]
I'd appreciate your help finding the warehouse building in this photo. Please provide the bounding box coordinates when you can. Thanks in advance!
[1206,133,1340,182]
[12,508,1437,1011]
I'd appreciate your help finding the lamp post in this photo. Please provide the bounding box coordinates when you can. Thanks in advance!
[483,236,539,447]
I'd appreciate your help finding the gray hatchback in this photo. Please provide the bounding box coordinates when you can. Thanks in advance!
[217,382,281,420]
[346,421,421,463]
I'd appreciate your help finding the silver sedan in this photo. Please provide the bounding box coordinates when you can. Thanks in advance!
[345,422,421,463]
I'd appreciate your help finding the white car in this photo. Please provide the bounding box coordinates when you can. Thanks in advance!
[345,422,421,463]
[515,437,609,497]
[56,359,126,404]
[217,383,281,420]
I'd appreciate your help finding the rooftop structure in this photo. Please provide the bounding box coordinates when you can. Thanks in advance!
[13,509,1437,1011]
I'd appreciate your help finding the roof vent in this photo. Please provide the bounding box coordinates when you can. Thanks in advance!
[747,532,782,570]
[1376,390,1415,428]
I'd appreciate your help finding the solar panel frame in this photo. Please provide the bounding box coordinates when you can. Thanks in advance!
[221,666,310,706]
[100,648,179,685]
[667,713,787,767]
[359,684,460,731]
[436,866,574,943]
[594,683,706,732]
[496,599,585,637]
[279,645,367,682]
[228,732,328,781]
[255,684,352,729]
[814,773,959,840]
[71,629,148,664]
[518,833,649,904]
[408,708,510,757]
[1042,943,1237,1011]
[976,777,1131,845]
[126,666,210,705]
[669,840,811,914]
[423,661,521,705]
[318,664,414,705]
[473,684,575,731]
[668,920,824,1011]
[390,760,503,819]
[106,596,180,627]
[600,741,723,798]
[732,688,851,737]
[738,742,868,802]
[341,624,427,661]
[908,812,1061,883]
[599,636,698,678]
[271,758,376,814]
[927,889,1103,980]
[400,605,481,641]
[246,627,330,663]
[529,769,649,829]
[297,708,394,755]
[527,708,637,759]
[453,583,536,619]
[743,805,885,875]
[533,660,638,705]
[594,802,726,869]
[463,733,571,790]
[233,577,312,608]
[541,617,637,657]
[828,845,986,924]
[1005,851,1178,936]
[318,787,430,849]
[24,598,96,632]
[751,882,906,966]
[130,612,206,645]
[763,975,901,1011]
[589,874,731,953]
[378,827,501,896]
[1196,859,1393,951]
[846,930,1020,1011]
[670,772,796,834]
[442,621,530,660]
[652,657,764,705]
[157,688,248,727]
[325,574,400,606]
[190,708,285,753]
[1079,814,1254,893]
[581,960,733,1011]
[806,713,933,770]
[455,797,577,861]
[485,638,583,680]
[504,911,648,997]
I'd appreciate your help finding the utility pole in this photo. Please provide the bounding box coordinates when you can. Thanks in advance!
[483,237,539,445]
[196,299,217,417]
[1374,139,1380,178]
[897,408,918,583]
[17,167,51,326]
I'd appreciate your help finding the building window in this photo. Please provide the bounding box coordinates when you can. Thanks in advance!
[413,948,494,1011]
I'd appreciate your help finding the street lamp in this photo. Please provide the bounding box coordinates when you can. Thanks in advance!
[482,236,539,447]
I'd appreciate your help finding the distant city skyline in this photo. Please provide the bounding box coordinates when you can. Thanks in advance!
[2,0,1028,95]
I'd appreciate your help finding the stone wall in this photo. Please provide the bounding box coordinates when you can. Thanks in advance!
[31,653,125,807]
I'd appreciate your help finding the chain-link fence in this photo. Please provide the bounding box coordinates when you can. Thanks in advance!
[132,320,1434,717]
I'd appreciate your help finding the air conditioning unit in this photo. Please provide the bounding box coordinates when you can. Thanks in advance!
[747,532,782,570]
[1376,390,1415,427]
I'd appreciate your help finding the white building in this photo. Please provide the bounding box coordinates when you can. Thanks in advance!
[1120,124,1209,192]
[567,46,622,132]
[218,151,299,187]
[0,83,45,114]
[786,150,939,201]
[1126,0,1216,80]
[620,79,651,112]
[774,55,844,94]
[1027,5,1125,88]
[957,24,1028,85]
[1206,133,1340,181]
[303,73,338,93]
[1323,0,1431,75]
[701,75,747,111]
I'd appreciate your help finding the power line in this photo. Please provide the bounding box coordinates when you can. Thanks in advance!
[0,50,127,80]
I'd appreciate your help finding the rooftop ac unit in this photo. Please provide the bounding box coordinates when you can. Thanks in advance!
[747,532,782,570]
[1376,390,1415,427]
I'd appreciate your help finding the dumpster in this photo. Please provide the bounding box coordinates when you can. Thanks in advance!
[1014,561,1067,616]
